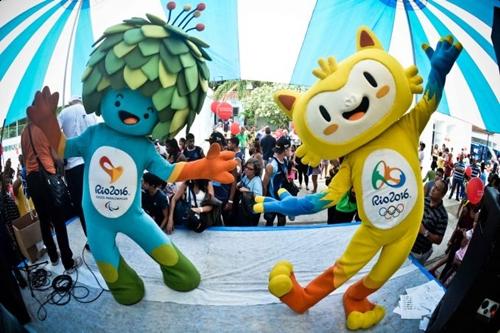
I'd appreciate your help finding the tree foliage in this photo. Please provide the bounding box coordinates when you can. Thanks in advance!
[213,80,305,128]
[213,80,253,101]
[241,83,303,128]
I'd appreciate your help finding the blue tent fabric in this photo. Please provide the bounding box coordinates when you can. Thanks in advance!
[160,0,241,82]
[290,0,397,86]
[4,0,78,126]
[291,0,499,132]
[71,0,93,98]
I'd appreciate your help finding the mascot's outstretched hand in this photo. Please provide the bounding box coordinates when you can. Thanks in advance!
[174,144,237,184]
[253,189,325,216]
[423,35,462,77]
[27,86,64,153]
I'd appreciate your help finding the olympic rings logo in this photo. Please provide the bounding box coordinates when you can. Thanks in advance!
[378,204,404,219]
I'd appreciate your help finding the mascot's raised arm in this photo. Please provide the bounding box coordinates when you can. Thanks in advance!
[27,3,237,306]
[253,27,461,330]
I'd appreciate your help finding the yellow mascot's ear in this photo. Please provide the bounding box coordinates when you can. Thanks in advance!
[273,90,300,120]
[356,26,383,51]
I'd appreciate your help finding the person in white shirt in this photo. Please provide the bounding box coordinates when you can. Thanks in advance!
[58,97,98,245]
[418,142,426,170]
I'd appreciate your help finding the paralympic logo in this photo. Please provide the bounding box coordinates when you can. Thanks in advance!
[371,160,406,190]
[105,201,119,212]
[99,156,124,183]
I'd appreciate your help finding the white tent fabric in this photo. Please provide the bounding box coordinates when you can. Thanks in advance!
[0,0,498,131]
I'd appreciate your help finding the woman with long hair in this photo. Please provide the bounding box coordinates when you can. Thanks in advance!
[167,179,218,234]
[165,138,186,163]
[249,139,264,169]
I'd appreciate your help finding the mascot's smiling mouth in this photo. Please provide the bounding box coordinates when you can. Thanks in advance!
[342,96,369,121]
[119,110,140,125]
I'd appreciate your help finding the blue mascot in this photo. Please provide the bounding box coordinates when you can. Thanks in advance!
[27,5,236,305]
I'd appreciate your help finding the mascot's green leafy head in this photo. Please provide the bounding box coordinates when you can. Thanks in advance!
[82,2,211,139]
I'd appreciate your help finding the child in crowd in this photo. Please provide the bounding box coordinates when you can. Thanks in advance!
[141,172,169,230]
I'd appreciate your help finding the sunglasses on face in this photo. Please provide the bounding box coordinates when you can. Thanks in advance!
[245,166,255,171]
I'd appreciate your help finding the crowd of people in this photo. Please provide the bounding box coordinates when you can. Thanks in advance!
[411,142,500,287]
[1,102,500,295]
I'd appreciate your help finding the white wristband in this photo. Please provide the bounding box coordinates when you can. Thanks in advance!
[228,200,233,204]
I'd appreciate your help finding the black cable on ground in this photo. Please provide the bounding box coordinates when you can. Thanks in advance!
[21,243,108,321]
[81,242,110,293]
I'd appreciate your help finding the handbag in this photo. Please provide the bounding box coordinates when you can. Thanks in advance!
[173,197,192,225]
[273,157,299,196]
[184,185,208,233]
[27,126,74,209]
[173,183,208,232]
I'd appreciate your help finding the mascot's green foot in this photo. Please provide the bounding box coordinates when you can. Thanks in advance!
[158,245,200,292]
[98,257,145,305]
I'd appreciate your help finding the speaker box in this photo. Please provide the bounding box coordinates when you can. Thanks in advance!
[426,187,500,333]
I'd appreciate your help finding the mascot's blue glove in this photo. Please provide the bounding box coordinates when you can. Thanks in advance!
[422,35,462,80]
[420,35,461,106]
[253,189,325,216]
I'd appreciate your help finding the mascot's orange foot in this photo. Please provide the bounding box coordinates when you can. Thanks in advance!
[268,261,314,314]
[268,260,294,297]
[343,292,385,330]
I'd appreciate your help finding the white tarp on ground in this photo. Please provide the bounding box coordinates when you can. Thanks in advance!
[46,221,419,306]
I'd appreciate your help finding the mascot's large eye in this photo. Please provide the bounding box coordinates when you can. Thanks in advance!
[363,72,378,87]
[319,105,331,122]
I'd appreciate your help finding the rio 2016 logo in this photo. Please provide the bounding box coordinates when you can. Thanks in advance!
[99,156,123,183]
[371,160,406,190]
[363,150,417,228]
[94,156,129,210]
[371,160,410,220]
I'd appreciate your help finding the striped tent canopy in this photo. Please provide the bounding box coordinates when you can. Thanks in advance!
[1,0,498,132]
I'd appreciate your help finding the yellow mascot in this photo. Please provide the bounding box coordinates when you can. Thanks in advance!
[253,27,462,330]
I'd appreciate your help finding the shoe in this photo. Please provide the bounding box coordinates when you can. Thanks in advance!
[14,270,27,289]
[51,257,60,266]
[65,257,82,274]
[39,247,48,257]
